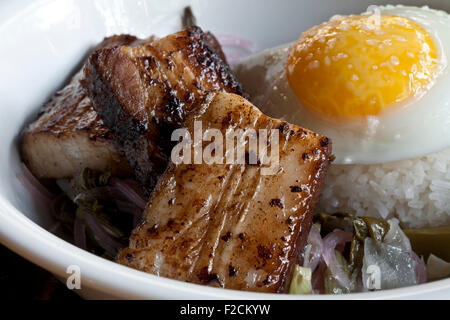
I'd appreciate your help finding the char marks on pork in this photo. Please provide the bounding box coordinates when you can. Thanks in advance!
[117,92,332,293]
[83,27,243,192]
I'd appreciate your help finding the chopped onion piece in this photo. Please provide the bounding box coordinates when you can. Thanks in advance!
[216,35,256,50]
[362,219,417,290]
[322,230,353,290]
[303,225,323,272]
[216,34,257,66]
[289,265,313,294]
[411,251,427,284]
[312,260,327,294]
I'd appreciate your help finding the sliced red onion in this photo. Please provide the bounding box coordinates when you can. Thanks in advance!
[74,217,87,250]
[216,35,256,50]
[115,199,142,216]
[121,178,142,191]
[304,226,323,273]
[225,53,253,67]
[111,178,146,210]
[18,163,54,205]
[83,212,124,252]
[73,186,114,203]
[215,34,258,66]
[114,199,144,227]
[411,251,427,284]
[322,229,353,290]
[312,260,326,294]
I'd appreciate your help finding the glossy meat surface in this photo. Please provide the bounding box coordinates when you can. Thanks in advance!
[117,92,331,293]
[84,27,243,191]
[20,34,145,179]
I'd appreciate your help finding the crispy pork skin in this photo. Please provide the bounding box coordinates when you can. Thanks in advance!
[20,34,146,179]
[84,27,243,191]
[117,92,331,293]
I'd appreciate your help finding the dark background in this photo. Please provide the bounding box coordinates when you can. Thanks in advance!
[0,244,79,300]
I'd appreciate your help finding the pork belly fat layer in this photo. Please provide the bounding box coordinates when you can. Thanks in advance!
[20,34,144,179]
[84,26,243,191]
[117,92,332,293]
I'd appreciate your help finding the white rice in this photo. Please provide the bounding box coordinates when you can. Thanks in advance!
[317,147,450,228]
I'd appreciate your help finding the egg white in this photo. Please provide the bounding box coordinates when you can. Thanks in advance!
[235,5,450,165]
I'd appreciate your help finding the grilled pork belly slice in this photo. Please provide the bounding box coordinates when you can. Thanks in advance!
[20,34,149,179]
[84,26,243,191]
[117,92,332,293]
[21,71,133,179]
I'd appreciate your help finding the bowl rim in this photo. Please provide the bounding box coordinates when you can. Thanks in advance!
[1,196,449,299]
[1,0,450,300]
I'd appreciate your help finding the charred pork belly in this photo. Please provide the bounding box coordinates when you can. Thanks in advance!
[21,34,154,179]
[117,92,331,293]
[181,6,227,63]
[83,27,243,191]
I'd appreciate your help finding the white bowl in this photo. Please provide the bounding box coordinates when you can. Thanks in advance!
[1,0,449,299]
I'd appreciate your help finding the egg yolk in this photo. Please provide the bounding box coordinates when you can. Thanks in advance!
[286,14,438,119]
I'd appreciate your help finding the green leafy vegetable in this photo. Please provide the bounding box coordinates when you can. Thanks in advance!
[348,235,363,273]
[353,217,390,242]
[314,212,353,235]
[349,217,390,277]
[72,168,111,196]
[404,226,450,262]
[302,212,450,294]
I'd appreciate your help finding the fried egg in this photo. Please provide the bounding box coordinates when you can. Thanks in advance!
[235,5,450,164]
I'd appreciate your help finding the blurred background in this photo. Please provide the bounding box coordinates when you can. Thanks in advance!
[0,244,79,300]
